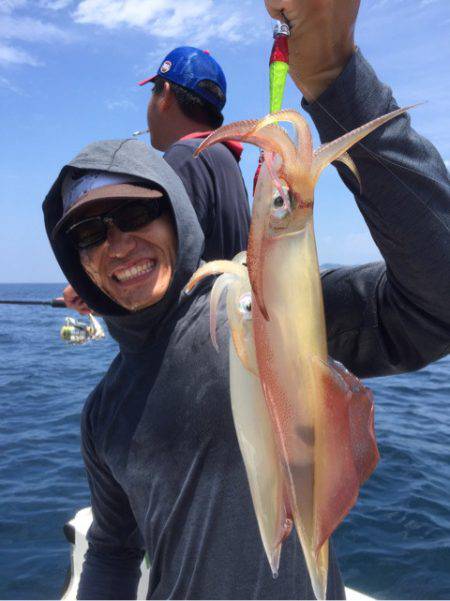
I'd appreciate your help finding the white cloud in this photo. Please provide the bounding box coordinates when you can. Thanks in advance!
[0,14,73,42]
[0,0,27,13]
[72,0,256,44]
[106,99,137,111]
[74,0,174,29]
[0,42,39,65]
[444,160,450,171]
[0,7,74,70]
[0,74,22,92]
[39,0,73,9]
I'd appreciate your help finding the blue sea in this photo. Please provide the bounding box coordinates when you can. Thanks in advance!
[0,283,449,600]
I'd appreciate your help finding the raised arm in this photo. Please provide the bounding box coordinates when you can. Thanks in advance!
[308,52,450,377]
[77,391,144,600]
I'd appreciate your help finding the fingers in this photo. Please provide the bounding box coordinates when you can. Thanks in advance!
[264,0,287,20]
[62,284,92,315]
[75,300,92,315]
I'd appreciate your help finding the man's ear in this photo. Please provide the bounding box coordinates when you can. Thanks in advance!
[160,81,175,111]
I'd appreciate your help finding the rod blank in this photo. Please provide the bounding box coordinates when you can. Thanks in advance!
[0,299,66,307]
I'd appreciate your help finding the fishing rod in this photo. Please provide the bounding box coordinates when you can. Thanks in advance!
[0,298,67,307]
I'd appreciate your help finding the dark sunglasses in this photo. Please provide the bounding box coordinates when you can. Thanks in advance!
[66,199,166,250]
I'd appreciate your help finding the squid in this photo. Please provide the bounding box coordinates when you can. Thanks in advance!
[193,107,411,599]
[185,252,291,577]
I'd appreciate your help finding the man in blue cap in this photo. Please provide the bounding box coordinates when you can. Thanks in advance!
[140,46,251,262]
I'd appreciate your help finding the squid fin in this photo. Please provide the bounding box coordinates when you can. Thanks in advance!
[311,356,379,558]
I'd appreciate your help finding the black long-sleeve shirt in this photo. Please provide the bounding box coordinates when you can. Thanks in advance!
[72,50,450,599]
[303,51,450,377]
[164,136,251,261]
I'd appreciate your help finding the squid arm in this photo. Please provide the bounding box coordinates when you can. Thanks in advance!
[195,120,298,183]
[311,105,418,185]
[334,152,362,193]
[248,109,313,176]
[184,259,257,374]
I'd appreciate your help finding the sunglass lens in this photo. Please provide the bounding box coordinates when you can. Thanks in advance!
[66,200,165,249]
[114,201,163,232]
[69,219,106,249]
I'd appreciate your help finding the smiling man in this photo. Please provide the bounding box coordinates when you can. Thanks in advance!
[58,172,177,312]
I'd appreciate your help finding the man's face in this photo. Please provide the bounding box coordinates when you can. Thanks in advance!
[78,202,177,311]
[147,90,166,151]
[147,92,160,150]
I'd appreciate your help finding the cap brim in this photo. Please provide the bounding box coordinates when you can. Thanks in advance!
[52,183,163,239]
[138,74,157,86]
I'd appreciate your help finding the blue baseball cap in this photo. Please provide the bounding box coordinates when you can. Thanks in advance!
[138,46,227,112]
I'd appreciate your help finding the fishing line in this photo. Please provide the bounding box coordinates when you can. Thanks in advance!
[303,82,449,229]
[302,87,448,213]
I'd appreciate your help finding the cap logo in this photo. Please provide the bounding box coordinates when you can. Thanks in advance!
[160,60,172,74]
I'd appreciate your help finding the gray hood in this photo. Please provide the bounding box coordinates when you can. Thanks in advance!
[43,138,204,351]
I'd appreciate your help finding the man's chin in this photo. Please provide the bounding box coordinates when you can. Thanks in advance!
[108,294,159,312]
[93,275,171,312]
[125,299,157,312]
[104,287,165,312]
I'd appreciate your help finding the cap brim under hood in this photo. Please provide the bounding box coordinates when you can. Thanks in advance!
[43,139,204,331]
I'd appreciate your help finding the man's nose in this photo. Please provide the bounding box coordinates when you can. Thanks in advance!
[105,222,136,257]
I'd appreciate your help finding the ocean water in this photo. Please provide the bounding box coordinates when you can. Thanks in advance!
[0,283,449,600]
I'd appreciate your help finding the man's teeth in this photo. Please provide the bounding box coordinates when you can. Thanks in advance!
[114,260,155,282]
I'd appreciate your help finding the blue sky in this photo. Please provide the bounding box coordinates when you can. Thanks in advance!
[0,0,449,283]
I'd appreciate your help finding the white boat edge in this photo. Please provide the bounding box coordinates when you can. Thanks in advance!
[61,507,375,601]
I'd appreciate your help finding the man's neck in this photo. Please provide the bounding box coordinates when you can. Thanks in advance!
[162,120,211,150]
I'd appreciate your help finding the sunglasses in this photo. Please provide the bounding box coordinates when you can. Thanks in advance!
[66,199,166,250]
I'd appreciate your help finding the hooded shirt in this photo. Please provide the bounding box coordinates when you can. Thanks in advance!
[163,133,250,262]
[43,138,344,599]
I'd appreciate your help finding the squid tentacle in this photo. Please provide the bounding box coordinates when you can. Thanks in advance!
[311,105,416,185]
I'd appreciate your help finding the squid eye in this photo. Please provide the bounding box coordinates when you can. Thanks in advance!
[273,196,284,208]
[238,293,252,320]
[271,185,292,220]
